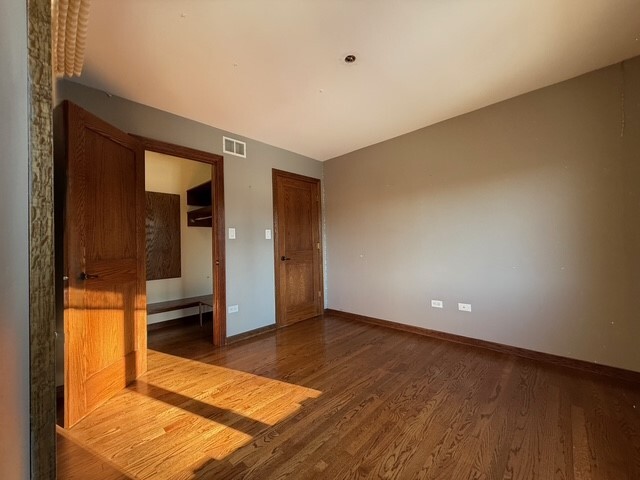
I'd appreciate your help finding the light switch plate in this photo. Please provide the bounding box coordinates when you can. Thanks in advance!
[228,305,239,313]
[265,229,272,240]
[431,300,443,309]
[228,227,236,239]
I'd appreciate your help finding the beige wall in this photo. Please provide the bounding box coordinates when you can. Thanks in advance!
[0,1,30,478]
[55,80,324,337]
[145,152,213,324]
[325,56,640,372]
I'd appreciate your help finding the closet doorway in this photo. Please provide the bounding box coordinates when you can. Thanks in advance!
[143,146,222,342]
[134,138,226,346]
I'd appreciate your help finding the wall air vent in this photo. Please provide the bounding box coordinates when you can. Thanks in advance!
[223,136,246,158]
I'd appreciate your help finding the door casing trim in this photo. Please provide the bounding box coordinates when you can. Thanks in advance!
[133,136,227,347]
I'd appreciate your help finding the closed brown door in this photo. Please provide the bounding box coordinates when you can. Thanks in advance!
[273,169,323,326]
[63,102,147,428]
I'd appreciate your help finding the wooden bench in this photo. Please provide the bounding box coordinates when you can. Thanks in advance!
[147,294,214,326]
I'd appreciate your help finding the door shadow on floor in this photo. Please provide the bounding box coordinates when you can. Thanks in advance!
[130,380,271,435]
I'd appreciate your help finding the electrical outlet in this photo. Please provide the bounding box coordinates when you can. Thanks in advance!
[431,300,443,309]
[458,303,472,312]
[265,229,272,240]
[228,305,239,313]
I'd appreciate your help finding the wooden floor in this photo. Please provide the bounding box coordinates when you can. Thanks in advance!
[57,315,640,479]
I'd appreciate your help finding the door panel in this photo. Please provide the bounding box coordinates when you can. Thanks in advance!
[64,101,147,428]
[85,128,138,260]
[273,170,323,326]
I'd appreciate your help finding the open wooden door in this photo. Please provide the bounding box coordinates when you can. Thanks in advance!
[63,101,147,428]
[273,169,323,326]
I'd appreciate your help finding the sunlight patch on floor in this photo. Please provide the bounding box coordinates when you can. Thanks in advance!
[60,350,322,479]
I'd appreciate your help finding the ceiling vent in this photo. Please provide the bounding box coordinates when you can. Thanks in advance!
[223,136,246,158]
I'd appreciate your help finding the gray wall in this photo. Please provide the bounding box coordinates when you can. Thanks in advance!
[325,57,640,372]
[0,1,30,479]
[55,80,323,336]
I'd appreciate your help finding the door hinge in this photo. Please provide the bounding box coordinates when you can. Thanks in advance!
[318,290,321,298]
[317,242,320,250]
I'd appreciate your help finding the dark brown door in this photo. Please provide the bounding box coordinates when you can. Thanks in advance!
[63,102,147,428]
[273,169,323,326]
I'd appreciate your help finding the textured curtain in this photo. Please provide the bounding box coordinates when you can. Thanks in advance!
[53,0,91,77]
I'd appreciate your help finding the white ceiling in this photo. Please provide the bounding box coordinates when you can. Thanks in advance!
[77,0,640,160]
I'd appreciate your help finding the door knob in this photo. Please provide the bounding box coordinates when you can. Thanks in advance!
[80,272,99,280]
[281,256,291,261]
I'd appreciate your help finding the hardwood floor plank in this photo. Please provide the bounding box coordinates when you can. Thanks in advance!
[413,357,511,479]
[572,405,594,480]
[57,427,133,479]
[256,340,443,479]
[576,378,635,480]
[57,315,640,480]
[202,337,416,478]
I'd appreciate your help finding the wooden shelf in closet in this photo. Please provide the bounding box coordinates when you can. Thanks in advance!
[187,206,212,227]
[186,180,212,227]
